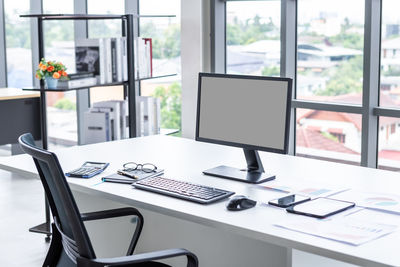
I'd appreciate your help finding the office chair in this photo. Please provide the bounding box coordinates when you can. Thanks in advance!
[19,133,198,267]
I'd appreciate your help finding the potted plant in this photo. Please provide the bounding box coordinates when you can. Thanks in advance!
[35,58,68,89]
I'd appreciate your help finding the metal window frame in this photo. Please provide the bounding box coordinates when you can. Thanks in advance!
[210,0,400,170]
[0,0,7,87]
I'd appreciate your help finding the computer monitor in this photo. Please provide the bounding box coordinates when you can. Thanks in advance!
[196,73,292,184]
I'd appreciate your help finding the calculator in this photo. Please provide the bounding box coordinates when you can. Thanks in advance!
[65,162,109,178]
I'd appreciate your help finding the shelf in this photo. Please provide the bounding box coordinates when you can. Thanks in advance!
[20,14,176,20]
[137,73,177,81]
[22,74,177,92]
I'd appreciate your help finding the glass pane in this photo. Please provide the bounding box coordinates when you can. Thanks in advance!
[42,0,76,149]
[226,1,281,76]
[140,0,181,133]
[297,0,364,104]
[4,0,32,88]
[380,0,400,108]
[87,0,124,38]
[378,116,400,171]
[87,0,125,103]
[296,108,361,164]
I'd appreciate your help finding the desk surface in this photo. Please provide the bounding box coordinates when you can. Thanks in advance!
[0,88,40,100]
[1,135,400,267]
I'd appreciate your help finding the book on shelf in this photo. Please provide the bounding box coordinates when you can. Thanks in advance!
[68,72,95,80]
[143,38,153,77]
[76,37,128,85]
[57,77,97,89]
[75,39,101,76]
[136,37,153,79]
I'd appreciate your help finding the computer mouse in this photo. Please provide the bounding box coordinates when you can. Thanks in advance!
[226,195,257,211]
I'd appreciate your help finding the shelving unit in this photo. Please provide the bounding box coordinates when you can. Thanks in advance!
[20,13,176,239]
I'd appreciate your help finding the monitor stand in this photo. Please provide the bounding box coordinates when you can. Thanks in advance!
[203,148,276,184]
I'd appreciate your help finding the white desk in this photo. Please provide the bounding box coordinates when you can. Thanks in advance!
[1,135,400,267]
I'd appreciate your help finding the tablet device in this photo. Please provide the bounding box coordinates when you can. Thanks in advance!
[286,197,355,219]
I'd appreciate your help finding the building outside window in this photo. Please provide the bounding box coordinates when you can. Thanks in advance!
[226,1,281,76]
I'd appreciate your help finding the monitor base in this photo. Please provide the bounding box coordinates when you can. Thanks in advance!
[203,165,275,184]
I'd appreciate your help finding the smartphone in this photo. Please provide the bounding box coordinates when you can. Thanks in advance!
[268,194,311,208]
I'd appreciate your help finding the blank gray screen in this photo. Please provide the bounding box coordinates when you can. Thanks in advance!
[198,76,289,150]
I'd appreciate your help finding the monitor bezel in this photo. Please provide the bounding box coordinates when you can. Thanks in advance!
[195,72,293,155]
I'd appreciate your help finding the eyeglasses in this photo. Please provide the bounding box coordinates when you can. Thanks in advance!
[122,162,157,173]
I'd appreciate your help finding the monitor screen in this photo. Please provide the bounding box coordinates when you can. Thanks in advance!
[196,73,292,154]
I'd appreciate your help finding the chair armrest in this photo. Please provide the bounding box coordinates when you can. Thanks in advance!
[81,207,143,222]
[77,248,198,267]
[81,207,144,255]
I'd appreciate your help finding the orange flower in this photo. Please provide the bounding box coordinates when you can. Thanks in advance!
[35,74,40,79]
[62,71,67,77]
[53,72,61,79]
[47,66,54,72]
[38,63,42,68]
[40,65,47,71]
[47,61,51,65]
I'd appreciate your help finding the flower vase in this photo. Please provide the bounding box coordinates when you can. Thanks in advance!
[45,76,58,89]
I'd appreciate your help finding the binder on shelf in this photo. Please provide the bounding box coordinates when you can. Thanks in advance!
[136,96,160,136]
[121,37,128,81]
[136,37,153,79]
[93,101,121,140]
[105,38,112,83]
[116,38,123,82]
[111,38,117,82]
[143,38,153,77]
[89,107,115,140]
[83,111,111,144]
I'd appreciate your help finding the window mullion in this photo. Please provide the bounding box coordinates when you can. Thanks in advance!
[361,0,381,168]
[281,0,296,155]
[211,0,226,73]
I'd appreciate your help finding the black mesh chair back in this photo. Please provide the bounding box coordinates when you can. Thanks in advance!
[19,133,198,267]
[19,133,95,264]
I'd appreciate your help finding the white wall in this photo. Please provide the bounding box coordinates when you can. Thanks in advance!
[181,0,210,139]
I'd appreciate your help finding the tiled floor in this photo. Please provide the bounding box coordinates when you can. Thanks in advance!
[0,169,48,266]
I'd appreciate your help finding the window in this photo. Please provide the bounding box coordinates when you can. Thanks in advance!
[296,109,361,165]
[216,0,397,170]
[4,0,32,88]
[139,0,182,132]
[297,0,364,104]
[377,0,400,171]
[378,117,400,171]
[42,0,76,149]
[380,0,400,109]
[226,1,281,76]
[87,0,124,38]
[87,0,125,105]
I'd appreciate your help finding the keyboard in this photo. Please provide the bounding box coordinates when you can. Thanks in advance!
[132,176,235,204]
